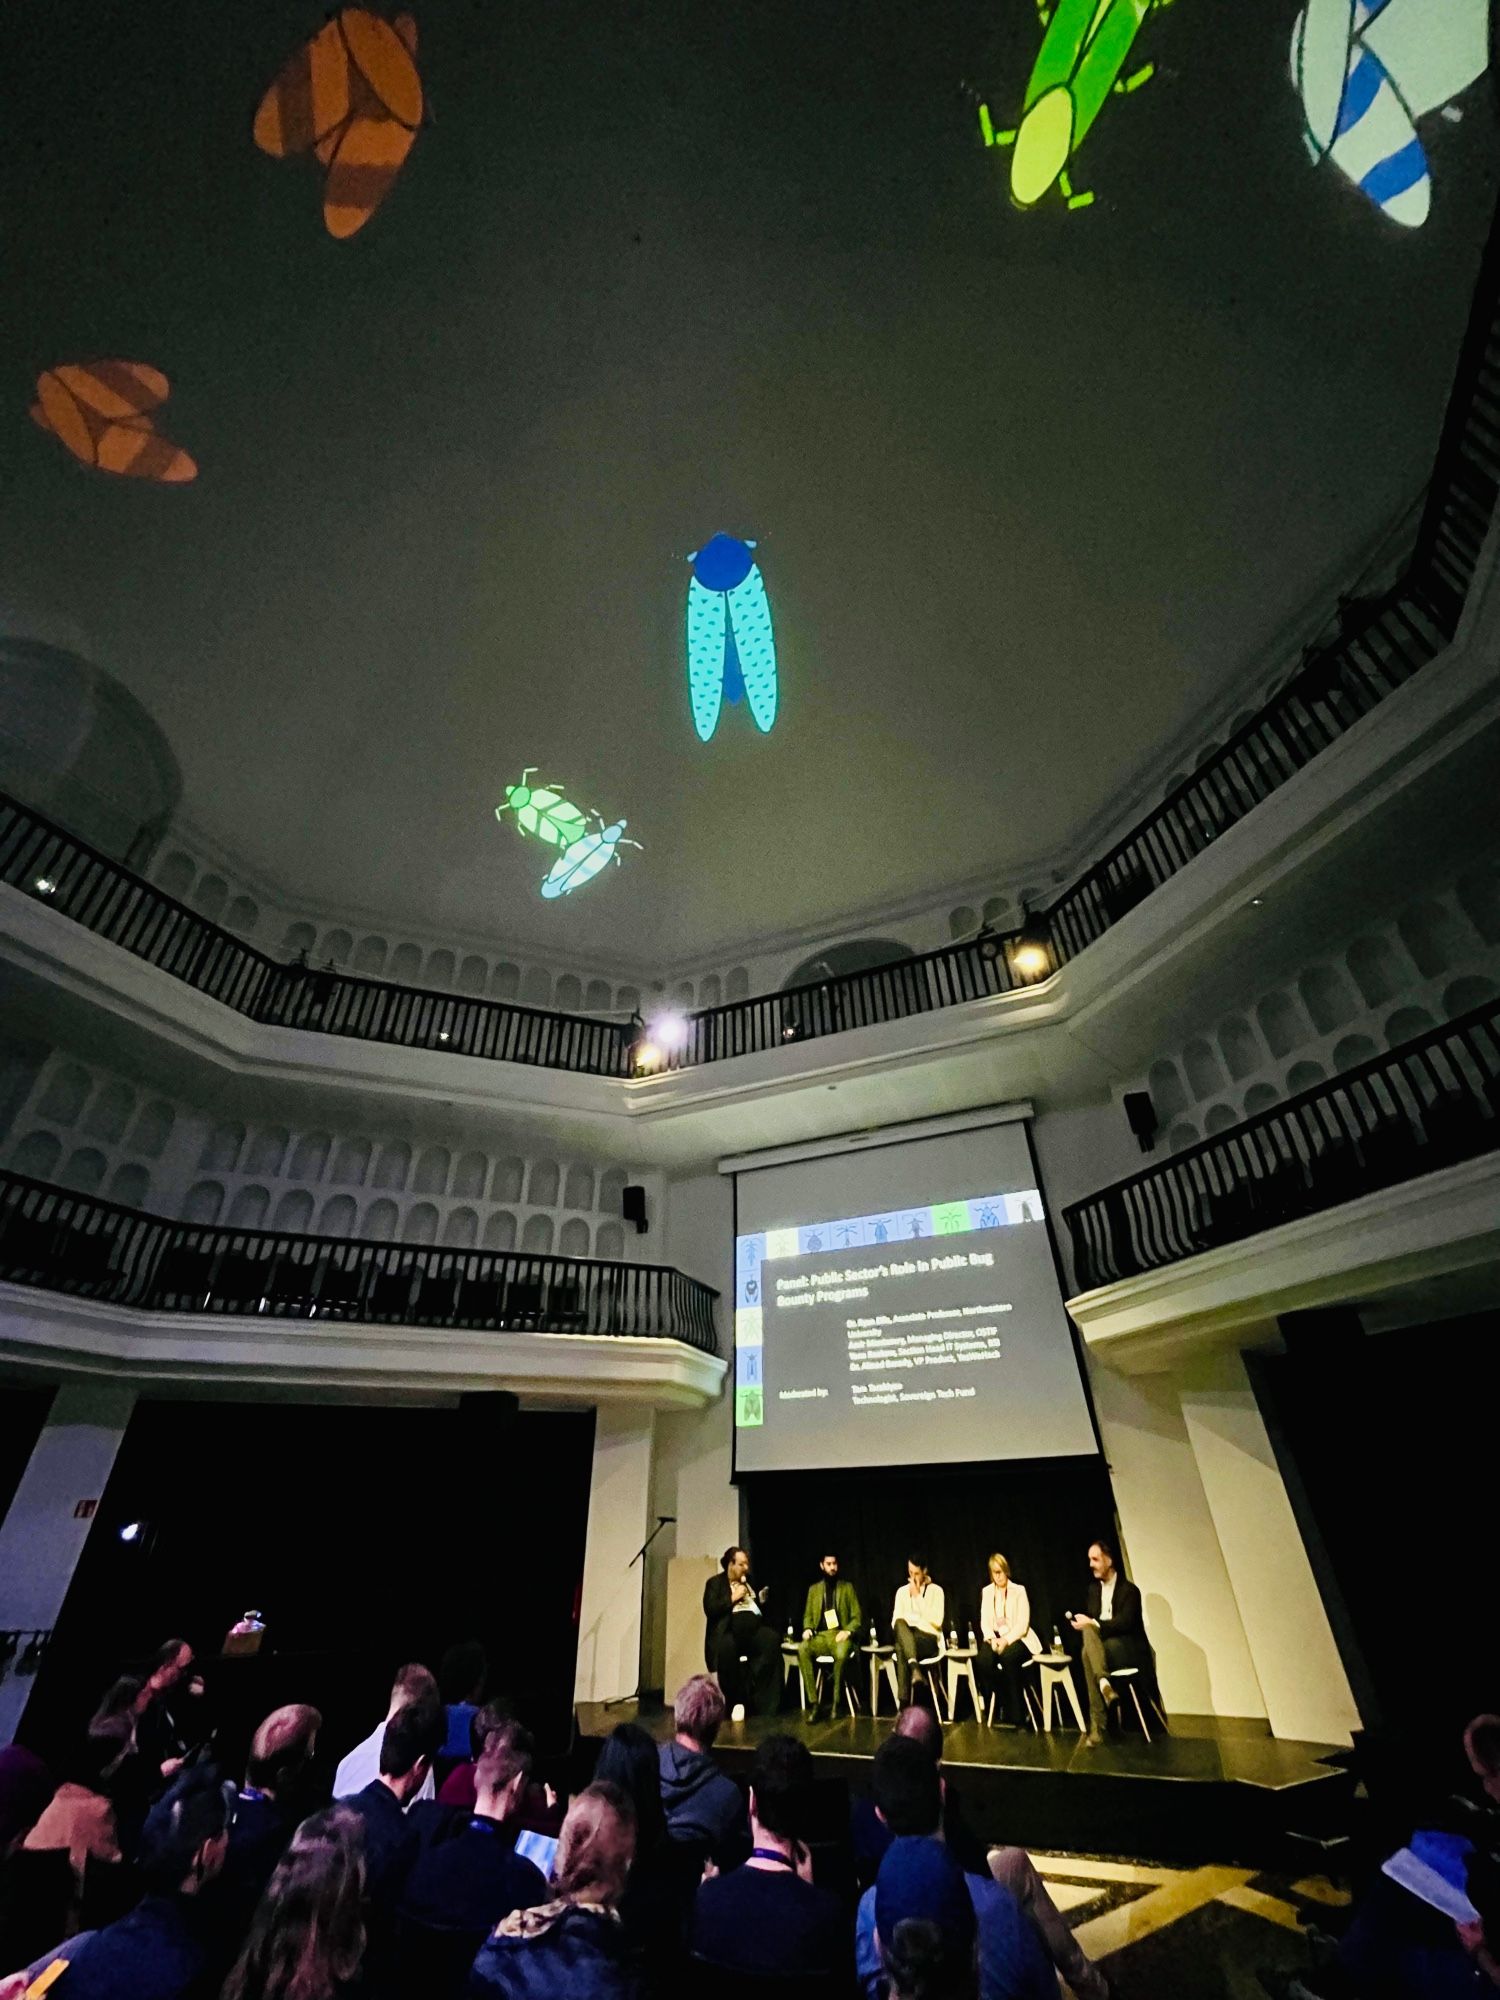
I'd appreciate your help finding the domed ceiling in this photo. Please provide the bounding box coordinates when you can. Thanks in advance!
[1,0,1493,971]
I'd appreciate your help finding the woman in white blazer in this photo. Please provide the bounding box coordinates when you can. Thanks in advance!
[975,1552,1042,1726]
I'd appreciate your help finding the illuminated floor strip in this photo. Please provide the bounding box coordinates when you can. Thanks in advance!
[1217,1882,1307,1933]
[1069,1866,1255,1958]
[1031,1852,1180,1886]
[1291,1874,1352,1907]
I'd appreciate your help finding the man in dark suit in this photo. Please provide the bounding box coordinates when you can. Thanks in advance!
[1069,1539,1150,1747]
[703,1545,781,1719]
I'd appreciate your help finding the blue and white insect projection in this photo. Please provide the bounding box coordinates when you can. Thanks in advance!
[685,533,778,742]
[539,812,642,901]
[1290,0,1489,226]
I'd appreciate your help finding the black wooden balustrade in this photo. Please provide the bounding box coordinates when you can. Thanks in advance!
[2,206,1497,1076]
[1062,995,1500,1292]
[0,1171,719,1353]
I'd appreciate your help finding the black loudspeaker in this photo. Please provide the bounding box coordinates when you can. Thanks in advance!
[1122,1090,1158,1153]
[622,1184,648,1234]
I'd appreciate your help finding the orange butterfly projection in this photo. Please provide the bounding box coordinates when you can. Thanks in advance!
[254,10,423,238]
[31,363,197,483]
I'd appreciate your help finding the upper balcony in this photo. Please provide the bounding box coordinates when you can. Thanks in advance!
[0,1168,722,1406]
[3,205,1499,1160]
[1063,992,1500,1372]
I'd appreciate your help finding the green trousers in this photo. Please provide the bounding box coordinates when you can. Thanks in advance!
[796,1628,856,1709]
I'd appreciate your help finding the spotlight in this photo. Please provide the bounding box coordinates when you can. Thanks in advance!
[437,1029,450,1042]
[117,1521,144,1544]
[633,1041,661,1072]
[33,877,56,897]
[651,1011,688,1050]
[1009,909,1052,980]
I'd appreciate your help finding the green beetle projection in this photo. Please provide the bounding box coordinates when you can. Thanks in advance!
[494,769,589,849]
[978,0,1173,212]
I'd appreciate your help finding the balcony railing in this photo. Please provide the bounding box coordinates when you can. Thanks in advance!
[4,210,1498,1077]
[0,1171,720,1352]
[1062,996,1500,1292]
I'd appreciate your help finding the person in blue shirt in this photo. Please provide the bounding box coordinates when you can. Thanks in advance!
[399,1721,547,1939]
[440,1641,489,1767]
[691,1735,846,1985]
[18,1766,234,2000]
[854,1737,1055,2000]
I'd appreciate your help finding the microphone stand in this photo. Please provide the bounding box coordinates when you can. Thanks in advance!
[603,1516,676,1709]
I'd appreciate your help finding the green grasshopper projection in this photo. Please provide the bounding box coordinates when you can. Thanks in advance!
[978,0,1173,211]
[495,770,640,902]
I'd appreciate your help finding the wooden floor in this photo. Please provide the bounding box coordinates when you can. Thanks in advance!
[576,1699,1352,1866]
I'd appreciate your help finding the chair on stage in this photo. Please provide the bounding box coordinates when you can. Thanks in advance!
[1000,1652,1085,1733]
[782,1641,858,1717]
[1106,1664,1169,1742]
[942,1644,985,1725]
[905,1639,950,1722]
[862,1642,899,1717]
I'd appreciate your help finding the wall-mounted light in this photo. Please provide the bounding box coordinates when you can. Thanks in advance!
[651,1011,688,1051]
[1009,908,1053,980]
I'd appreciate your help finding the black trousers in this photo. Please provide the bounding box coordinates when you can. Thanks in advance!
[974,1639,1032,1723]
[1079,1627,1149,1728]
[893,1620,942,1701]
[713,1615,782,1716]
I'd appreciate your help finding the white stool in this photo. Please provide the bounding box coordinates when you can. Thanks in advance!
[783,1640,858,1715]
[862,1643,899,1717]
[1032,1652,1086,1732]
[1107,1666,1168,1742]
[943,1645,985,1724]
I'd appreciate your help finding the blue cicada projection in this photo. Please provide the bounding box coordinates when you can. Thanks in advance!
[538,813,641,901]
[685,534,779,742]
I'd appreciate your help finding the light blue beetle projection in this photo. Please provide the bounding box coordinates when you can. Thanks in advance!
[539,812,641,901]
[685,533,779,742]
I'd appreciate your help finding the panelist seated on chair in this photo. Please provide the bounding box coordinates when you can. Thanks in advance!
[973,1552,1042,1727]
[891,1556,946,1703]
[1067,1537,1150,1747]
[796,1551,862,1718]
[704,1544,782,1720]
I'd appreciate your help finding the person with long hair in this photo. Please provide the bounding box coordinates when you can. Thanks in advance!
[221,1806,366,2000]
[594,1723,693,1983]
[467,1781,636,1999]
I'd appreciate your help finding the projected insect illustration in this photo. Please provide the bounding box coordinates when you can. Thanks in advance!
[978,0,1170,211]
[254,10,423,238]
[495,771,589,850]
[31,363,196,483]
[1291,0,1489,226]
[685,534,779,742]
[540,816,642,901]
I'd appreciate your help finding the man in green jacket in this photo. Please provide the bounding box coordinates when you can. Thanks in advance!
[796,1552,863,1718]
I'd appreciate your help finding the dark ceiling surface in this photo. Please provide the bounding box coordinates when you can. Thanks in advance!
[1,0,1494,971]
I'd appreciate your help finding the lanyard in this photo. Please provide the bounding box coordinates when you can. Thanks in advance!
[750,1847,797,1869]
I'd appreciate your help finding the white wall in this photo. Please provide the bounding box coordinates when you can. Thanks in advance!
[643,1171,737,1692]
[1087,1361,1265,1720]
[0,1383,136,1741]
[574,1406,656,1705]
[1178,1349,1360,1746]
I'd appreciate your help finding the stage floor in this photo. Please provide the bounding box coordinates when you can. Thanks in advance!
[576,1700,1352,1867]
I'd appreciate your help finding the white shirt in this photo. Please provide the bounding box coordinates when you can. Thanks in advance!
[333,1719,436,1804]
[892,1579,945,1639]
[1098,1575,1116,1624]
[980,1579,1039,1653]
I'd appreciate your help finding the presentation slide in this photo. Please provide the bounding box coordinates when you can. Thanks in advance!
[733,1124,1095,1473]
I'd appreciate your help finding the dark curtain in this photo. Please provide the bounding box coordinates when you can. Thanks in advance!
[21,1400,595,1770]
[743,1454,1115,1653]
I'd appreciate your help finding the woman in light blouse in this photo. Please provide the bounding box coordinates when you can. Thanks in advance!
[975,1553,1041,1726]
